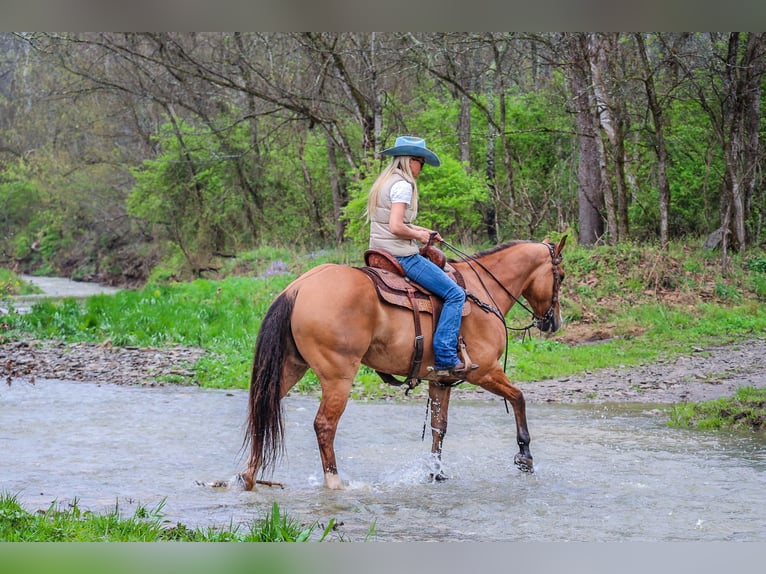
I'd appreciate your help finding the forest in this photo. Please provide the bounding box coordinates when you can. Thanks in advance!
[1,32,765,284]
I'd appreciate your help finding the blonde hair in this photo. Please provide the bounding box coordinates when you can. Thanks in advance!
[366,156,419,222]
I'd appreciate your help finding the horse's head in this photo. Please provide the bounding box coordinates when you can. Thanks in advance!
[522,236,567,333]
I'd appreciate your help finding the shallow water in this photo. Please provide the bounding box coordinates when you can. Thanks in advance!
[2,378,764,541]
[4,276,122,314]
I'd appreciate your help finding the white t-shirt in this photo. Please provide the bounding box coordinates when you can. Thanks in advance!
[390,180,413,205]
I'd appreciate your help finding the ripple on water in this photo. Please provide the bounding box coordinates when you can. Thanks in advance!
[2,381,764,541]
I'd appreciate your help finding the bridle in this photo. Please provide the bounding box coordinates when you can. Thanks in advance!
[535,241,563,332]
[441,240,562,334]
[436,240,563,413]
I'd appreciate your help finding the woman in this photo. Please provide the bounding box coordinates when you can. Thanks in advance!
[367,135,476,378]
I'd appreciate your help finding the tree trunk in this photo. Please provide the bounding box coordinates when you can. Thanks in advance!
[718,33,765,253]
[326,132,348,243]
[635,33,671,249]
[484,92,499,245]
[564,33,604,245]
[297,132,326,243]
[587,33,629,244]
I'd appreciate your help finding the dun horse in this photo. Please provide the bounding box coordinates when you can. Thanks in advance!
[240,237,566,489]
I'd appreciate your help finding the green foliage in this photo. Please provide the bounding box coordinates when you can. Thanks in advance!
[746,257,766,273]
[0,495,169,542]
[127,117,346,276]
[750,273,766,299]
[0,494,333,542]
[0,269,41,297]
[128,120,251,266]
[0,161,45,260]
[242,502,315,542]
[669,386,766,431]
[665,99,724,236]
[416,155,488,241]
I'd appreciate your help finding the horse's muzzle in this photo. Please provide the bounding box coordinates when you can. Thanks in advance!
[536,309,561,333]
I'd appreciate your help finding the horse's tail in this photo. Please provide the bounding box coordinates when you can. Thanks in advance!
[241,289,297,489]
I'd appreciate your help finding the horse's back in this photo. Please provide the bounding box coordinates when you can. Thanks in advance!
[287,263,379,327]
[288,263,372,296]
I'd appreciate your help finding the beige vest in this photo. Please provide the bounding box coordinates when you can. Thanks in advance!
[369,174,419,257]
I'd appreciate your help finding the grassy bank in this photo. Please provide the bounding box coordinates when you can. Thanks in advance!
[0,494,345,542]
[669,386,766,431]
[2,240,765,397]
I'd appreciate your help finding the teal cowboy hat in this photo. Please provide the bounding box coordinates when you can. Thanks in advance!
[379,135,441,167]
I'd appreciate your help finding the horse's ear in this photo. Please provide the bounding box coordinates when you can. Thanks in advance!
[543,236,550,244]
[555,235,568,256]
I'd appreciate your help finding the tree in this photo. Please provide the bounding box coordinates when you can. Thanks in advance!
[561,33,605,246]
[669,32,766,254]
[635,33,673,249]
[586,32,630,243]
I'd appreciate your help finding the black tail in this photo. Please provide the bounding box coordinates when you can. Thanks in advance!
[243,290,297,478]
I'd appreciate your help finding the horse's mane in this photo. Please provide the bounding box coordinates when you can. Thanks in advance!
[452,240,536,262]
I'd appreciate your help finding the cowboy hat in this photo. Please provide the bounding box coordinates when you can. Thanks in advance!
[379,135,441,167]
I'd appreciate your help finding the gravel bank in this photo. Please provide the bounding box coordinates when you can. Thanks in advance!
[2,337,765,404]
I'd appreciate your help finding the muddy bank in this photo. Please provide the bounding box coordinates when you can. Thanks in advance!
[2,337,765,404]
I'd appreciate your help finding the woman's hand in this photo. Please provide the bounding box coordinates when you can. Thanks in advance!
[416,227,442,244]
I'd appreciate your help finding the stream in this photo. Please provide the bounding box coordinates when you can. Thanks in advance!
[2,377,764,541]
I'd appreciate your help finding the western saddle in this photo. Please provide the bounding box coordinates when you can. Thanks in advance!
[359,244,471,391]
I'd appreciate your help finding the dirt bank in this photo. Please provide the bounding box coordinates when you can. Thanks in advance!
[2,337,765,405]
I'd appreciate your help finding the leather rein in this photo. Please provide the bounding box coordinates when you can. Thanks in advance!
[440,240,562,413]
[441,240,562,335]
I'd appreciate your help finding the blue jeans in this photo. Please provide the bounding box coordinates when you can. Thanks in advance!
[397,253,466,370]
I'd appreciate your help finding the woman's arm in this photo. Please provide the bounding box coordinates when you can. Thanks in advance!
[389,202,442,243]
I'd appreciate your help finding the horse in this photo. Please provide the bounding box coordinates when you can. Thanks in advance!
[239,236,567,490]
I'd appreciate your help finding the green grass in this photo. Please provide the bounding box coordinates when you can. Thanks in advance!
[2,241,766,394]
[1,276,291,389]
[0,494,339,542]
[668,386,766,431]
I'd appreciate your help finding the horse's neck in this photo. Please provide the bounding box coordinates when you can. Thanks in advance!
[462,245,541,312]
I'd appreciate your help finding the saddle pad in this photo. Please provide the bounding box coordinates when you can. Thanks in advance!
[359,267,470,317]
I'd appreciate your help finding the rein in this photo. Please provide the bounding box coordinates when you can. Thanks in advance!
[441,240,561,410]
[441,240,559,334]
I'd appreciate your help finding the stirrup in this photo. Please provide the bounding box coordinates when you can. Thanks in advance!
[428,362,478,378]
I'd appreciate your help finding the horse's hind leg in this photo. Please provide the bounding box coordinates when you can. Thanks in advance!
[474,369,533,472]
[313,375,354,490]
[427,382,453,481]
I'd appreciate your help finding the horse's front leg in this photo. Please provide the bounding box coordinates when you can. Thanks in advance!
[427,382,453,481]
[474,368,533,472]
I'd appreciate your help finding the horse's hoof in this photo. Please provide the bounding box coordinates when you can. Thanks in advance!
[324,473,346,490]
[514,453,534,473]
[236,473,254,490]
[429,471,449,483]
